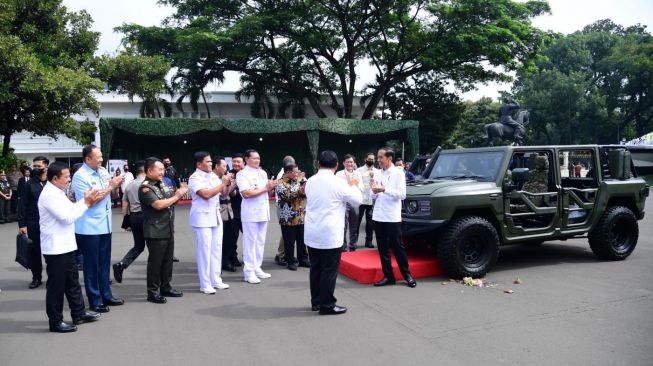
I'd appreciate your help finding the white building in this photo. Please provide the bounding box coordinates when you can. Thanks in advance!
[10,91,369,164]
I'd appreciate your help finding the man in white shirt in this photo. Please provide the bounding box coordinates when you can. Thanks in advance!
[189,152,232,294]
[120,164,134,196]
[38,162,104,332]
[236,149,279,284]
[356,152,378,248]
[371,147,416,288]
[335,154,364,251]
[305,151,362,315]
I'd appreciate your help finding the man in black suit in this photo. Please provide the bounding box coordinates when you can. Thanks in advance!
[17,156,49,289]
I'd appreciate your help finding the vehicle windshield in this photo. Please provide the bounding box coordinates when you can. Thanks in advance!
[427,151,504,182]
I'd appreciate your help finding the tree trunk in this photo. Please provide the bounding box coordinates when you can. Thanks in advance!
[2,133,11,157]
[306,94,327,118]
[201,89,211,118]
[361,82,390,120]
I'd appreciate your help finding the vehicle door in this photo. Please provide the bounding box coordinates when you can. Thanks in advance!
[503,148,560,238]
[556,147,598,231]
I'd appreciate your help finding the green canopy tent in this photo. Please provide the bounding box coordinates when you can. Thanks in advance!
[99,118,419,175]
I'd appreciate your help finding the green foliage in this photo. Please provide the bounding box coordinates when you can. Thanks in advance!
[385,74,464,153]
[93,50,171,117]
[446,98,501,148]
[513,19,653,144]
[121,0,549,119]
[0,143,22,172]
[0,0,102,156]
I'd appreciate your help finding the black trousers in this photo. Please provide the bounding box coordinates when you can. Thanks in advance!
[0,197,10,222]
[27,223,43,281]
[120,212,145,268]
[281,225,308,263]
[221,219,239,265]
[307,246,341,310]
[357,204,375,244]
[373,221,411,280]
[146,237,174,296]
[44,251,86,324]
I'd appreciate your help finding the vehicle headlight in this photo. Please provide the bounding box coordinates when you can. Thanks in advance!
[405,199,431,215]
[407,200,419,214]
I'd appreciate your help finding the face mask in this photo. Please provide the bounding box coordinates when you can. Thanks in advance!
[365,161,374,167]
[32,168,44,177]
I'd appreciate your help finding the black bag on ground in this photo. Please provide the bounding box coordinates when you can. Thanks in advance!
[16,234,32,269]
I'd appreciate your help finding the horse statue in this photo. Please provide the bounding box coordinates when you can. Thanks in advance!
[482,109,530,147]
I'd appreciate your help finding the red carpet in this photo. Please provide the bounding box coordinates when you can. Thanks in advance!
[339,249,445,284]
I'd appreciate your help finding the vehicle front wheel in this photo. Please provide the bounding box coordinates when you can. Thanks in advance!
[437,216,500,278]
[589,206,638,260]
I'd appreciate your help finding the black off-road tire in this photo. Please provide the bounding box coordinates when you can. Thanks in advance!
[589,206,638,260]
[437,216,500,278]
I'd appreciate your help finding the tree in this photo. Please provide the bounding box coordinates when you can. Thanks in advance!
[384,73,463,153]
[0,0,102,156]
[446,98,500,148]
[93,51,172,118]
[120,0,550,119]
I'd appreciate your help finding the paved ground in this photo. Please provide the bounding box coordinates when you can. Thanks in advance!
[1,198,652,366]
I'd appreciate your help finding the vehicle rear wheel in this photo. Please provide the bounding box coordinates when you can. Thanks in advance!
[437,216,500,278]
[589,206,638,260]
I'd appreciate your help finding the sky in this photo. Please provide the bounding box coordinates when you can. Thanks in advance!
[63,0,653,101]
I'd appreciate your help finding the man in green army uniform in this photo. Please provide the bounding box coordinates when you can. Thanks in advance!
[522,155,549,195]
[139,157,188,304]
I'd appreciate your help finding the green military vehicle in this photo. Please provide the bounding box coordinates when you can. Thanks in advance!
[402,145,650,278]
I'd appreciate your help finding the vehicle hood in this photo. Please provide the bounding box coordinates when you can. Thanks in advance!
[406,179,498,196]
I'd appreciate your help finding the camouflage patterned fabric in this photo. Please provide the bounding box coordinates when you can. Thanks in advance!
[522,155,549,194]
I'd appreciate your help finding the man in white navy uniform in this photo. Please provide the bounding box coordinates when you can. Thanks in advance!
[305,150,362,315]
[188,152,232,294]
[371,147,416,288]
[38,162,103,332]
[236,149,279,284]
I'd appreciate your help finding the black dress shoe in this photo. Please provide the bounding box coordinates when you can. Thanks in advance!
[287,262,298,271]
[348,246,357,252]
[103,297,124,306]
[274,255,287,266]
[49,321,77,333]
[172,256,180,262]
[28,279,42,289]
[112,263,124,283]
[373,278,396,287]
[222,263,236,272]
[160,289,183,297]
[73,311,100,325]
[147,294,167,304]
[232,259,243,267]
[364,242,375,248]
[405,275,417,288]
[298,260,311,268]
[319,305,347,315]
[90,304,110,313]
[311,305,319,311]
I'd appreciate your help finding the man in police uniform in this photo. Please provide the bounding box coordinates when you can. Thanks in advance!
[139,157,188,304]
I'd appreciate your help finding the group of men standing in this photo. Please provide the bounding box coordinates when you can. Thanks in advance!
[20,143,419,331]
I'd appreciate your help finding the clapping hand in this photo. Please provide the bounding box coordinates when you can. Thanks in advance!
[176,185,189,198]
[266,178,281,191]
[83,188,103,207]
[345,171,360,187]
[371,180,385,193]
[110,174,125,189]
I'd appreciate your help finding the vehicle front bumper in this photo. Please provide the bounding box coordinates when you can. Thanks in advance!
[401,218,449,236]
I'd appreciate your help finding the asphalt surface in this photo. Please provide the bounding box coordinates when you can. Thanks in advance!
[1,197,652,366]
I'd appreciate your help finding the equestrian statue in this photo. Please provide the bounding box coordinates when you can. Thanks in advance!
[482,99,529,146]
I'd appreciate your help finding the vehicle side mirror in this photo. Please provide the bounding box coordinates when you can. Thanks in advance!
[608,150,631,180]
